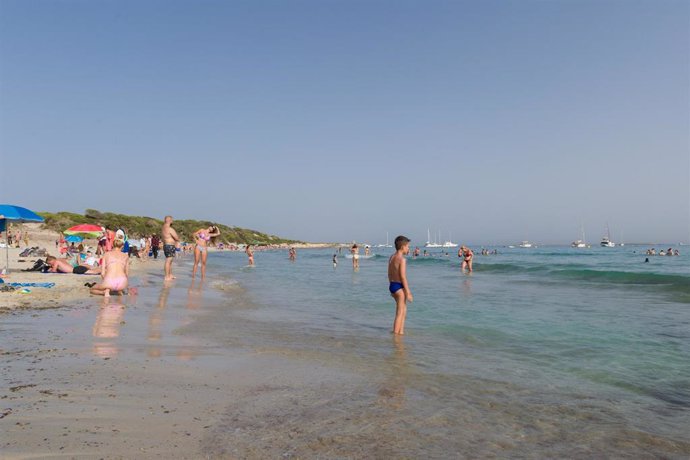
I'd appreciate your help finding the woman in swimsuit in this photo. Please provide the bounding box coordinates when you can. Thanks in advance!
[90,239,129,296]
[192,226,221,278]
[460,245,474,273]
[246,244,254,266]
[351,244,360,270]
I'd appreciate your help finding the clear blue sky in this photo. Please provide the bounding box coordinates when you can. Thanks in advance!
[1,0,688,244]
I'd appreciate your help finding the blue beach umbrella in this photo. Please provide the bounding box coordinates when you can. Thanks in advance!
[64,235,84,243]
[0,204,45,275]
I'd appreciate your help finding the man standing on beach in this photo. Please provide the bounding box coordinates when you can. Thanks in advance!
[388,235,413,335]
[162,216,180,281]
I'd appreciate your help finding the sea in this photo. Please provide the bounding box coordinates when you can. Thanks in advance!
[5,244,689,458]
[180,244,689,457]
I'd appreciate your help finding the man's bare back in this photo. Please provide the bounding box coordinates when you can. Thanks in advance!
[388,252,406,283]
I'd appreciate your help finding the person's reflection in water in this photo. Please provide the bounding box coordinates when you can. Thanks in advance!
[187,277,204,310]
[462,277,472,297]
[378,335,409,409]
[92,297,125,358]
[147,286,171,357]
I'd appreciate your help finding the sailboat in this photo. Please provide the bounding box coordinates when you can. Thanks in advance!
[600,224,616,247]
[376,232,393,248]
[425,229,442,248]
[571,224,587,248]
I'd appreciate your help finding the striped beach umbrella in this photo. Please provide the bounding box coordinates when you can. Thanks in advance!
[64,224,105,238]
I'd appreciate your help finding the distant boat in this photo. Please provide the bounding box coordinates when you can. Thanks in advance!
[442,232,458,248]
[518,241,534,248]
[600,224,615,247]
[425,229,442,248]
[376,232,393,248]
[572,224,588,248]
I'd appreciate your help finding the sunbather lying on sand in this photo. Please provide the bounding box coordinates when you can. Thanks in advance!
[45,255,101,275]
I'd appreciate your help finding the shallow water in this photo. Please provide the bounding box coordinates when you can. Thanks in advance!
[188,245,690,457]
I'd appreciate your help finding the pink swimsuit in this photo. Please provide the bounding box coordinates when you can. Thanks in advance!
[103,258,128,291]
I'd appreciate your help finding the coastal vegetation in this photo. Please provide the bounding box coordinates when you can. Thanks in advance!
[39,209,300,245]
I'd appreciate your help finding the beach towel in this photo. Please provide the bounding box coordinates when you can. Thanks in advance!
[8,282,55,288]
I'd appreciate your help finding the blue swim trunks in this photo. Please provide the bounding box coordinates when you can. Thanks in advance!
[389,282,404,294]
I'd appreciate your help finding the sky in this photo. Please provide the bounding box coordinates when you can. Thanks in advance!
[1,0,688,244]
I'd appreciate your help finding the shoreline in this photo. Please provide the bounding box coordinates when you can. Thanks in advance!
[0,223,331,312]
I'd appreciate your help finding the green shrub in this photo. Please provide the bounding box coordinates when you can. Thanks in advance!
[39,210,300,245]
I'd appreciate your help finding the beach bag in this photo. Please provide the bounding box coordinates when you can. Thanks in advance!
[23,259,47,272]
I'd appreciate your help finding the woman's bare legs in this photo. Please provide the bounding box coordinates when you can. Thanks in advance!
[90,285,110,297]
[192,247,201,278]
[201,249,208,278]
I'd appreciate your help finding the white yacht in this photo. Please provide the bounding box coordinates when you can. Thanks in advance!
[600,224,615,247]
[572,224,588,248]
[518,241,534,248]
[442,232,458,248]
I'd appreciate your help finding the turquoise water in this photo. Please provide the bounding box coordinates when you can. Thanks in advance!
[183,245,690,456]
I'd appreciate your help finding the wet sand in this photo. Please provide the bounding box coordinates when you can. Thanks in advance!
[0,276,372,459]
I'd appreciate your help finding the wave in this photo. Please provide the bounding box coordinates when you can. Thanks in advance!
[408,256,455,264]
[550,268,690,291]
[477,263,690,294]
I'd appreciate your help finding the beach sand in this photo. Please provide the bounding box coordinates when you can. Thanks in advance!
[0,273,367,459]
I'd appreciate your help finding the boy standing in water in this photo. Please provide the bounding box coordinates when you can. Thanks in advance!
[388,235,413,335]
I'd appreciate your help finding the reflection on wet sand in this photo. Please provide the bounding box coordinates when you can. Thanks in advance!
[187,278,204,310]
[92,298,125,358]
[145,284,201,361]
[147,286,171,357]
[378,335,408,409]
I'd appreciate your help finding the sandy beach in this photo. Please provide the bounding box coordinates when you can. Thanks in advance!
[0,224,157,312]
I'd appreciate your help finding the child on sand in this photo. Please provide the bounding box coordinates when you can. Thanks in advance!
[388,235,413,335]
